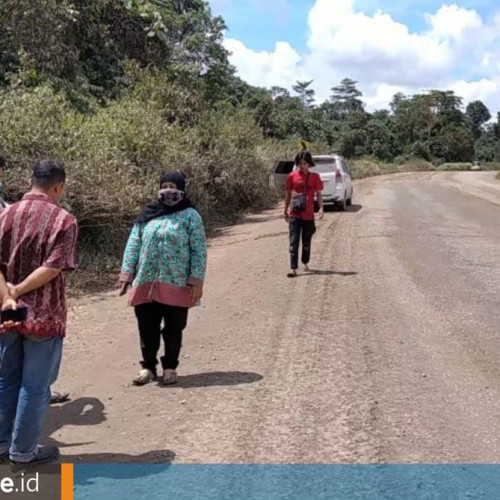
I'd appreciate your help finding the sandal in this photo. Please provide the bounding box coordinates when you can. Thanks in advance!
[50,391,70,404]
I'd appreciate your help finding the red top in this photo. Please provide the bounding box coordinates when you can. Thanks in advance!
[286,170,323,221]
[0,193,78,337]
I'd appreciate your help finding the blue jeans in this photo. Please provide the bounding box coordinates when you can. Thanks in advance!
[0,333,62,462]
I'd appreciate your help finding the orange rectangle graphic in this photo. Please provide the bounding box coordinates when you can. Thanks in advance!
[61,463,74,500]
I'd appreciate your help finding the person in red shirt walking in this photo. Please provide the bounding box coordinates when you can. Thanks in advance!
[284,150,324,278]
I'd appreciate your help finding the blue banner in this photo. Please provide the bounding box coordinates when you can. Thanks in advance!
[74,464,500,499]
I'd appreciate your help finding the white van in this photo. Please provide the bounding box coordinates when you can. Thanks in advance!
[270,154,353,210]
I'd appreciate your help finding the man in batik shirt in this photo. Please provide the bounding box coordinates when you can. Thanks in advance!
[0,154,71,406]
[0,160,78,466]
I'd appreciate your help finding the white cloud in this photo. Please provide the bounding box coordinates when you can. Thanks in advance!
[224,39,302,89]
[363,83,407,110]
[450,79,498,102]
[223,0,500,112]
[424,4,482,39]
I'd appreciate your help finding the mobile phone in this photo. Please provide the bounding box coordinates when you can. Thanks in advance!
[1,306,28,324]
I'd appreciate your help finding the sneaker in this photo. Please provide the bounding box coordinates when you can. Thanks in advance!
[132,369,155,386]
[287,270,297,278]
[11,446,59,470]
[303,264,310,272]
[162,369,178,385]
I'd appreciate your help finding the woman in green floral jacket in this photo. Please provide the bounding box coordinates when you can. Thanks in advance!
[120,172,207,386]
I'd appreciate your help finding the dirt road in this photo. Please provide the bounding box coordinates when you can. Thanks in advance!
[47,171,500,464]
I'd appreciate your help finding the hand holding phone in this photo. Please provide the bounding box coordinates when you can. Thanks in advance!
[1,306,28,325]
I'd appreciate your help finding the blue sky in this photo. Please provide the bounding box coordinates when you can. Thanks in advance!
[208,0,500,112]
[210,0,314,52]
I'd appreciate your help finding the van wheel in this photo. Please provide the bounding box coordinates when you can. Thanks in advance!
[340,194,347,211]
[346,189,353,206]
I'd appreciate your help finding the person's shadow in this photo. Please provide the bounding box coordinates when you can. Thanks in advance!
[42,397,107,449]
[162,371,263,389]
[297,270,358,277]
[19,398,175,493]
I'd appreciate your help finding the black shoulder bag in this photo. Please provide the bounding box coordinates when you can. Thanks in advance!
[290,172,310,212]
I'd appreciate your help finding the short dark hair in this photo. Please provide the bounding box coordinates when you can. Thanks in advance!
[0,154,6,169]
[32,160,66,188]
[295,150,315,167]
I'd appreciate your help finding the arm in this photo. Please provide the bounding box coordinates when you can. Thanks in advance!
[317,191,324,219]
[119,223,142,295]
[11,218,78,299]
[10,267,61,299]
[284,190,291,222]
[187,211,207,304]
[284,173,293,222]
[120,224,142,284]
[316,175,324,219]
[187,211,207,285]
[0,271,16,311]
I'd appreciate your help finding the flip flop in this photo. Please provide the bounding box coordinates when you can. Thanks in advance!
[50,391,70,404]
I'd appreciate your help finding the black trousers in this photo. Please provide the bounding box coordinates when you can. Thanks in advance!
[289,217,316,270]
[134,302,189,374]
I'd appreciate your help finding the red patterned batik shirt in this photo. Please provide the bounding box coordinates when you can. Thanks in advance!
[0,193,78,337]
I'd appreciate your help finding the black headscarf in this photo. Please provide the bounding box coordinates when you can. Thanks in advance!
[135,171,193,224]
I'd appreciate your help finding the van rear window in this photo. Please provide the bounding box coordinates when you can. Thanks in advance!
[311,163,336,173]
[275,161,295,174]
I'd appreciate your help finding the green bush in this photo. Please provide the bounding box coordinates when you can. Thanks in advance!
[0,82,289,291]
[349,158,434,179]
[481,162,500,171]
[436,162,473,171]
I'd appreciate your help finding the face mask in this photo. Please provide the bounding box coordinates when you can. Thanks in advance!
[159,188,184,206]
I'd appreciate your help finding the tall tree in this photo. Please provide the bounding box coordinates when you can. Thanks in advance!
[292,80,315,108]
[270,86,290,102]
[0,0,231,101]
[330,78,364,118]
[466,100,491,139]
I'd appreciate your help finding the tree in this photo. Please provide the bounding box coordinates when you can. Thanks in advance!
[389,92,406,113]
[389,89,473,162]
[330,78,364,118]
[466,100,491,139]
[474,125,500,161]
[364,114,397,161]
[292,80,316,108]
[270,86,290,101]
[431,126,474,162]
[0,0,231,102]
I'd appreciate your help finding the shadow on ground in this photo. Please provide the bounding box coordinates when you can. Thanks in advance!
[161,371,263,389]
[42,397,106,449]
[346,204,363,213]
[296,270,358,277]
